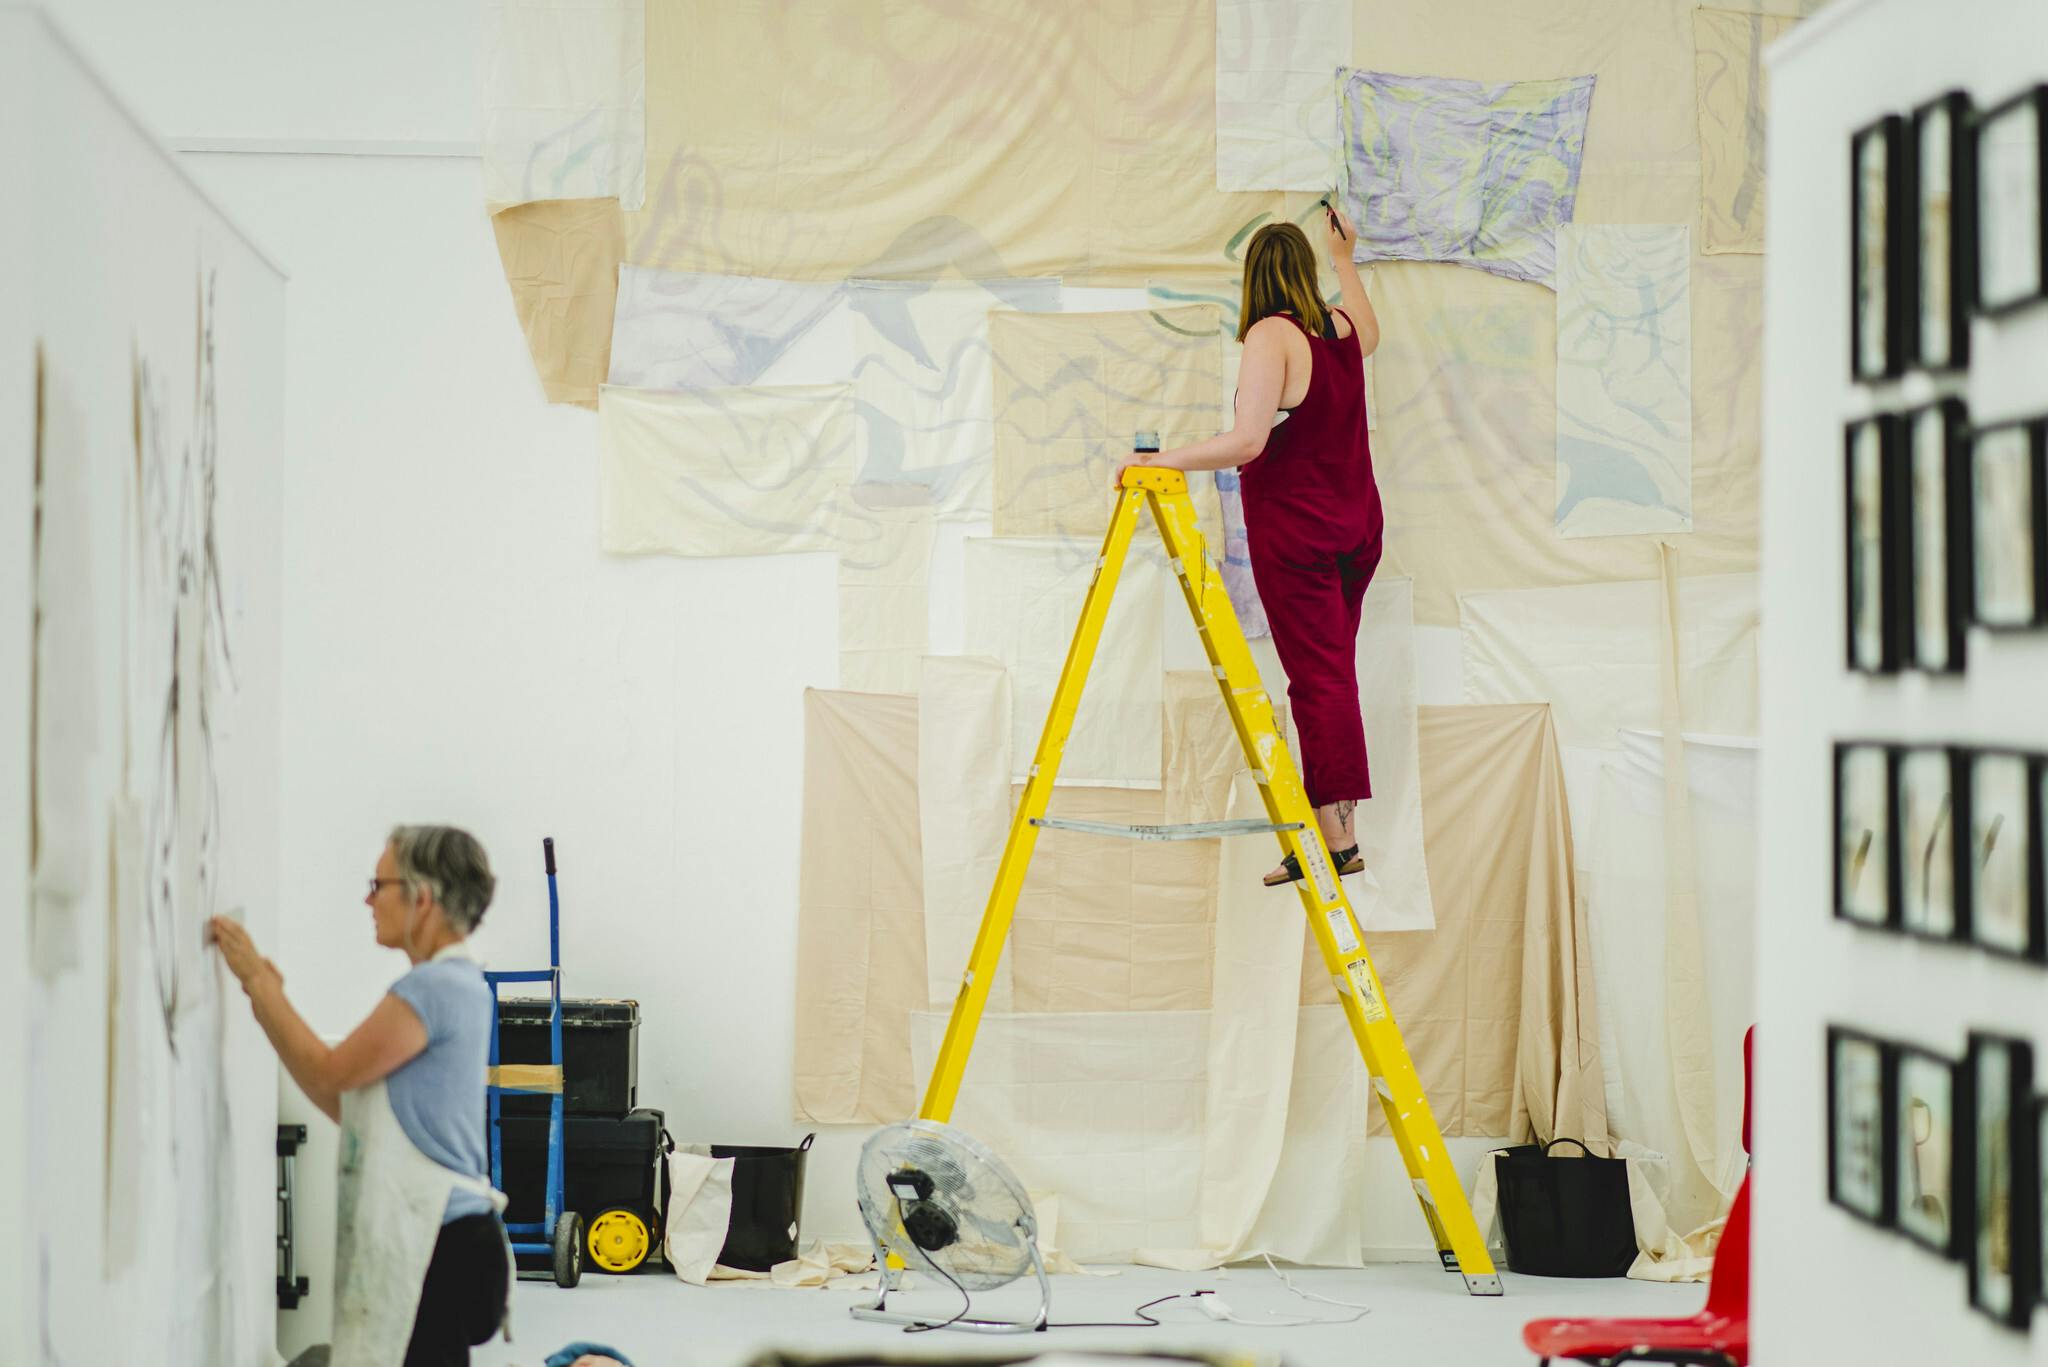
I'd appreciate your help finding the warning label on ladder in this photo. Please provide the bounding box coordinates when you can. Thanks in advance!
[1344,960,1388,1023]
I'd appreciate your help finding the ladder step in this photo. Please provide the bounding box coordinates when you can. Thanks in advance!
[1028,817,1305,841]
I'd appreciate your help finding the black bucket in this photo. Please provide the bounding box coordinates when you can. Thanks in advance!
[1494,1137,1637,1277]
[712,1133,815,1272]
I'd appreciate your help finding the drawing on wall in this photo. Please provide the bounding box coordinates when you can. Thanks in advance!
[1834,742,1891,929]
[1896,1046,1957,1257]
[481,0,647,209]
[1851,116,1903,381]
[1897,747,1960,941]
[1828,1026,1892,1223]
[1692,8,1796,255]
[1970,751,2036,959]
[1339,68,1594,285]
[1913,93,1973,369]
[1845,416,1894,675]
[1971,421,2044,629]
[1908,402,1966,673]
[1969,1033,2035,1326]
[1976,87,2046,315]
[1553,223,1693,539]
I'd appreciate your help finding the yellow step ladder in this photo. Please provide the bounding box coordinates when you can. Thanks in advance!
[917,466,1502,1296]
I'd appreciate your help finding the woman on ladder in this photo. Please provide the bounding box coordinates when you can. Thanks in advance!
[1118,206,1383,887]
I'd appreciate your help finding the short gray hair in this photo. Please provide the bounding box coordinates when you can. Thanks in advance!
[388,825,496,933]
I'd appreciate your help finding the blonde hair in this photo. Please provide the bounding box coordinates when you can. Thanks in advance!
[1237,222,1330,343]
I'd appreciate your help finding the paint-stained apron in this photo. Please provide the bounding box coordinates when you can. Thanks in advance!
[331,947,512,1367]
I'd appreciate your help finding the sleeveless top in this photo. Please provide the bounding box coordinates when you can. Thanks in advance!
[1236,308,1384,556]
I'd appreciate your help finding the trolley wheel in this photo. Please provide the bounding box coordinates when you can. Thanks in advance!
[551,1212,584,1288]
[587,1206,653,1274]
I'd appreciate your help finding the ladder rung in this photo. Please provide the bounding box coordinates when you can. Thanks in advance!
[1028,817,1305,841]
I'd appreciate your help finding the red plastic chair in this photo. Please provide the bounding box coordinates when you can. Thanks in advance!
[1520,1026,1754,1367]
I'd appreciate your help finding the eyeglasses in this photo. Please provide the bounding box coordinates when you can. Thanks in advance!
[368,877,407,897]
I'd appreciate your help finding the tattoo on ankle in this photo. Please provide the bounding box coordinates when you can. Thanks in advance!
[1335,800,1356,824]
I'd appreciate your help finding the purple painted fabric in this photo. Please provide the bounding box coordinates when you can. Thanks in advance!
[1340,69,1595,285]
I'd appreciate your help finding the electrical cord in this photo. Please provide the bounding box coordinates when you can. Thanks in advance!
[1260,1252,1374,1311]
[900,1257,973,1334]
[1049,1293,1185,1328]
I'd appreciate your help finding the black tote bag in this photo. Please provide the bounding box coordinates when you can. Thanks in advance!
[1493,1137,1638,1277]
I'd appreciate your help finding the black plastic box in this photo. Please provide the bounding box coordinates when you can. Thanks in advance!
[496,997,639,1117]
[496,1106,669,1236]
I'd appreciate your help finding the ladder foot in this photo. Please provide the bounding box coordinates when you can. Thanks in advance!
[1462,1272,1504,1297]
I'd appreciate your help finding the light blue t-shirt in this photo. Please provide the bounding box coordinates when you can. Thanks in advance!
[388,957,495,1223]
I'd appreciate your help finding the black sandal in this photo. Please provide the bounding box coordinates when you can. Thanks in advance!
[1263,845,1364,887]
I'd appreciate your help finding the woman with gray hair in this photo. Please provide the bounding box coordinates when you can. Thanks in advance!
[212,826,511,1367]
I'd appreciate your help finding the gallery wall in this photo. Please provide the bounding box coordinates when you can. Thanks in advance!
[4,9,288,1364]
[1760,0,2048,1358]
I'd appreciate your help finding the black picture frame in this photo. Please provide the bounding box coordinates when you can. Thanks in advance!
[1967,748,2045,962]
[1845,414,1905,673]
[1829,1025,1897,1226]
[1835,740,1900,930]
[1853,115,1911,380]
[2036,1095,2048,1307]
[1973,85,2048,318]
[1966,1032,2038,1328]
[1897,745,1970,944]
[1969,417,2048,629]
[1911,91,1976,371]
[1902,399,1970,673]
[1897,1042,1965,1259]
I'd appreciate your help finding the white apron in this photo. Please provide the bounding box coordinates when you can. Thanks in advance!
[331,947,513,1367]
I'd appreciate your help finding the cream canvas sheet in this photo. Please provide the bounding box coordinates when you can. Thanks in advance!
[482,0,646,209]
[990,306,1225,540]
[1590,731,1756,1278]
[793,690,926,1124]
[629,0,1286,283]
[1309,704,1607,1145]
[1214,0,1351,191]
[606,265,841,392]
[1555,224,1693,539]
[909,1007,1367,1264]
[1693,9,1798,255]
[1459,573,1759,754]
[963,537,1166,788]
[835,487,935,693]
[492,198,626,407]
[1369,261,1759,624]
[918,656,1014,1011]
[599,383,860,557]
[1009,786,1215,1014]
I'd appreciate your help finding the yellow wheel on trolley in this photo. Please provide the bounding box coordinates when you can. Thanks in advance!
[586,1206,652,1274]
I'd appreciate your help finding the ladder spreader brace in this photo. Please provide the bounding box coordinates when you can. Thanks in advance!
[916,466,1503,1296]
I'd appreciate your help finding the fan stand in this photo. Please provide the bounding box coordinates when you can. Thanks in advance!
[849,1238,1051,1334]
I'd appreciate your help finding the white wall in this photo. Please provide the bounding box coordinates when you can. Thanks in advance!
[6,7,287,1363]
[1760,0,2048,1359]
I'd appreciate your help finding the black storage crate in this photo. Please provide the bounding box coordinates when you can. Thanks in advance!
[496,1106,669,1238]
[496,997,639,1116]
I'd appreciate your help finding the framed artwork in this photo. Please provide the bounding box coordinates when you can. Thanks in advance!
[1853,115,1910,379]
[1904,400,1970,673]
[1969,749,2043,961]
[1913,92,1976,369]
[1970,417,2048,629]
[1829,1025,1896,1226]
[1975,86,2048,316]
[1845,415,1903,673]
[2037,1097,2048,1308]
[1967,1032,2037,1327]
[1835,741,1897,929]
[1898,746,1966,942]
[1897,1044,1963,1258]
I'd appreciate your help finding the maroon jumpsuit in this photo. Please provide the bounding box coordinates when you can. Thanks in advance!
[1237,308,1384,809]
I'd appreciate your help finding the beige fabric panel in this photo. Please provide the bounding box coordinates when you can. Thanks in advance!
[630,0,1284,283]
[793,689,927,1123]
[1693,8,1798,255]
[1309,703,1607,1144]
[598,383,860,557]
[917,655,1014,1011]
[491,198,625,407]
[990,306,1225,540]
[835,487,936,693]
[1009,786,1217,1013]
[1369,262,1758,624]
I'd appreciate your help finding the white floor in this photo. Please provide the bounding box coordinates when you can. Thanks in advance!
[475,1262,1703,1367]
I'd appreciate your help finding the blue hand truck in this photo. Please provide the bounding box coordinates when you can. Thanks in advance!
[485,836,583,1287]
